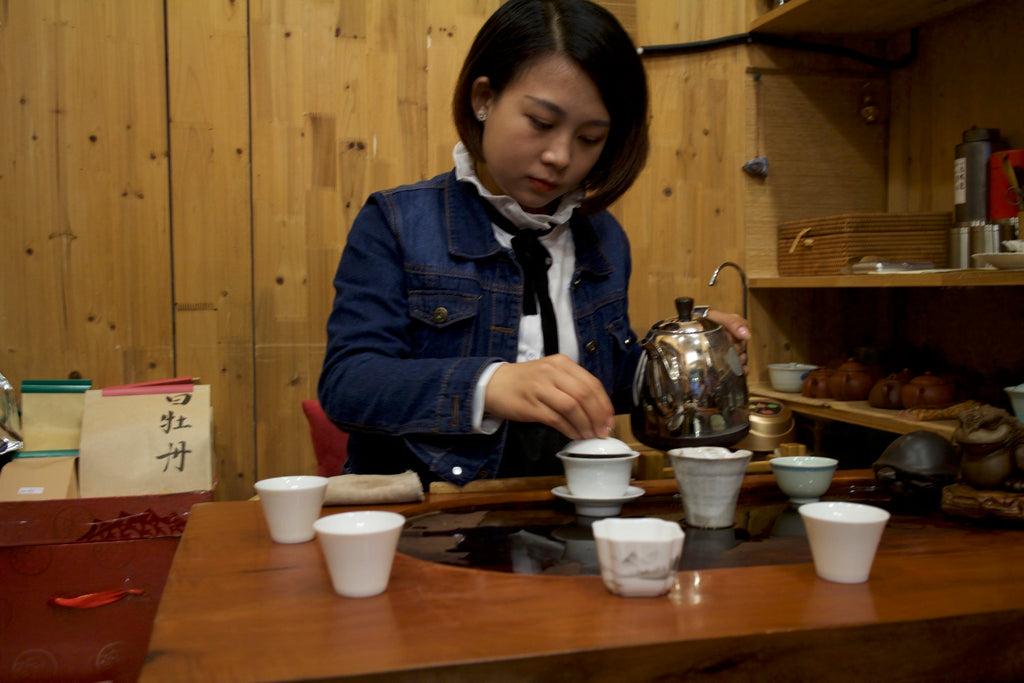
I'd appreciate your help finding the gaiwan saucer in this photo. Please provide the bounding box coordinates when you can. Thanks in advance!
[551,485,645,518]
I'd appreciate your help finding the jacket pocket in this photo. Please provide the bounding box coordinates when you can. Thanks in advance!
[408,290,480,357]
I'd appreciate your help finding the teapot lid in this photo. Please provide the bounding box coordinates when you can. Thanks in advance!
[648,297,720,335]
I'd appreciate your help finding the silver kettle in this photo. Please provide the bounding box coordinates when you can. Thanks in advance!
[631,297,750,450]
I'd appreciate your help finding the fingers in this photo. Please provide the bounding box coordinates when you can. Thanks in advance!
[706,309,751,369]
[706,309,750,342]
[484,355,615,440]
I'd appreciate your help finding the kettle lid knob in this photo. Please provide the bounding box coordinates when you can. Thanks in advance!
[675,297,694,320]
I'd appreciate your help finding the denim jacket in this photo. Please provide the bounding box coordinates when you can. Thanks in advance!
[318,169,640,487]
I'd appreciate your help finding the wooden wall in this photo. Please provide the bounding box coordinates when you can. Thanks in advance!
[2,0,1016,500]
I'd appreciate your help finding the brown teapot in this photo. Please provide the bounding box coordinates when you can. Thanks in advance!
[869,370,912,410]
[828,358,874,401]
[801,368,833,398]
[901,372,955,409]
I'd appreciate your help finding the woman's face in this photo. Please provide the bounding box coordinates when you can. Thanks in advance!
[472,55,610,213]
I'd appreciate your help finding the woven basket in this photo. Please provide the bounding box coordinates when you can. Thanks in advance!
[778,212,951,276]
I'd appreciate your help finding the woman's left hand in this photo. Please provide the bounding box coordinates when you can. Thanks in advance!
[706,309,750,367]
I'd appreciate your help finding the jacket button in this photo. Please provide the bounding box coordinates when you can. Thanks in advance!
[585,340,598,355]
[432,307,449,324]
[477,470,490,479]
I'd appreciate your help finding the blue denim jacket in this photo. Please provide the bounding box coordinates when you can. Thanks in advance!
[318,169,640,486]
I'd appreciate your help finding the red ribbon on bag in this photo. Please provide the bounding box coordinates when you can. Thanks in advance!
[49,588,144,609]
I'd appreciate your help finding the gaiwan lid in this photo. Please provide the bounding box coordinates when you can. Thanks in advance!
[559,437,637,458]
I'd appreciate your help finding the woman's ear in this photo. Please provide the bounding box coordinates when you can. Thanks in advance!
[470,76,493,118]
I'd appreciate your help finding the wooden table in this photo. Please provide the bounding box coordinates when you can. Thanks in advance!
[140,472,1024,682]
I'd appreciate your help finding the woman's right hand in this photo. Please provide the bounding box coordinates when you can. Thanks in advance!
[484,354,615,441]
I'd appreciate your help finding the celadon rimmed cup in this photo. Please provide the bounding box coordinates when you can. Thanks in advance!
[592,517,684,597]
[770,455,838,504]
[668,447,753,529]
[799,501,890,583]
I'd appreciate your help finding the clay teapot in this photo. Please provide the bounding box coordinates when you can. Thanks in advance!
[801,368,833,398]
[901,372,955,409]
[869,370,912,410]
[827,358,874,401]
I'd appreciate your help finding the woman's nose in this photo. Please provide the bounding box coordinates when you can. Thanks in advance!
[541,134,571,168]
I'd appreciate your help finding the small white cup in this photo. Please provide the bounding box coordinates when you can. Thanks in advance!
[254,475,329,544]
[314,511,406,598]
[668,447,752,529]
[557,452,638,499]
[592,517,684,597]
[799,501,890,583]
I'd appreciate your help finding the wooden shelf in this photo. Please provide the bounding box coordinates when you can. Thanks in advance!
[750,384,958,439]
[750,0,987,36]
[749,269,1024,289]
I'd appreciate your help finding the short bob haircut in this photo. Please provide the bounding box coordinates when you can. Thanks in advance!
[452,0,649,215]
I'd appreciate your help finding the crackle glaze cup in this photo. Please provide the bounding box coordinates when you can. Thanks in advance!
[254,475,328,544]
[799,501,890,583]
[668,447,752,529]
[592,517,684,597]
[314,510,406,598]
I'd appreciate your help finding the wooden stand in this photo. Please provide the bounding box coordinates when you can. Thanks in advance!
[941,483,1024,522]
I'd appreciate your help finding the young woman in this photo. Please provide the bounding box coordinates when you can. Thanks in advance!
[318,0,749,487]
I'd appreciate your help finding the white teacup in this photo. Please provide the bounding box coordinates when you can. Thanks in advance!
[668,447,752,529]
[593,517,684,597]
[254,475,328,544]
[557,452,638,499]
[314,510,406,598]
[799,501,890,583]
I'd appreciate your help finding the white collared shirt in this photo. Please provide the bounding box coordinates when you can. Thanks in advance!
[454,143,581,432]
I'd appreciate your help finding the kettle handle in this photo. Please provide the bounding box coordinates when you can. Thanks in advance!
[635,337,676,418]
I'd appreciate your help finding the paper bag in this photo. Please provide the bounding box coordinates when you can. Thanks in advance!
[19,379,92,453]
[0,456,78,501]
[77,385,213,497]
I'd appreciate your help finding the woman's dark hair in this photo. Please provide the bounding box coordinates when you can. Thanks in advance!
[452,0,649,214]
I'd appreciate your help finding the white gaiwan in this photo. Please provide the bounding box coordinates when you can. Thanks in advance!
[553,437,642,517]
[560,436,636,457]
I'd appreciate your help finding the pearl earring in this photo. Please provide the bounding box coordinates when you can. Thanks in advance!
[476,109,487,122]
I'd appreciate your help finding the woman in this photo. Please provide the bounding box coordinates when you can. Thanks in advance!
[318,0,749,487]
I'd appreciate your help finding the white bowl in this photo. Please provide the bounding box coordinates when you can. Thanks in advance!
[770,455,838,504]
[557,452,638,499]
[1005,385,1024,421]
[768,363,818,393]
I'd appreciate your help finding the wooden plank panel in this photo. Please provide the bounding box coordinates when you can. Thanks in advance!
[750,0,987,36]
[167,0,255,501]
[0,0,172,387]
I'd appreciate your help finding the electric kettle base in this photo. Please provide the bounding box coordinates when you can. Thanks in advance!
[632,422,751,452]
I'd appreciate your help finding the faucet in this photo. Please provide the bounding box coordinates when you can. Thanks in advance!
[708,261,747,321]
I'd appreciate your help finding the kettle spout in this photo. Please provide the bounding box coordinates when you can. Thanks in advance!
[709,261,747,321]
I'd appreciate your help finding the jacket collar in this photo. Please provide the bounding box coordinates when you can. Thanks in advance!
[443,170,614,279]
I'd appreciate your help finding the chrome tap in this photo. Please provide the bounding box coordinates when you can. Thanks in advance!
[709,261,747,321]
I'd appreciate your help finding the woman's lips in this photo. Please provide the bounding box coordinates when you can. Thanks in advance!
[528,177,558,193]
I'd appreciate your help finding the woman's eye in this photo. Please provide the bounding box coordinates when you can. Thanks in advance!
[579,135,604,145]
[528,116,553,130]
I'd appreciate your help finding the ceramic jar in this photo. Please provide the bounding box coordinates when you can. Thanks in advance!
[901,372,955,409]
[827,359,874,401]
[801,368,833,398]
[868,370,911,410]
